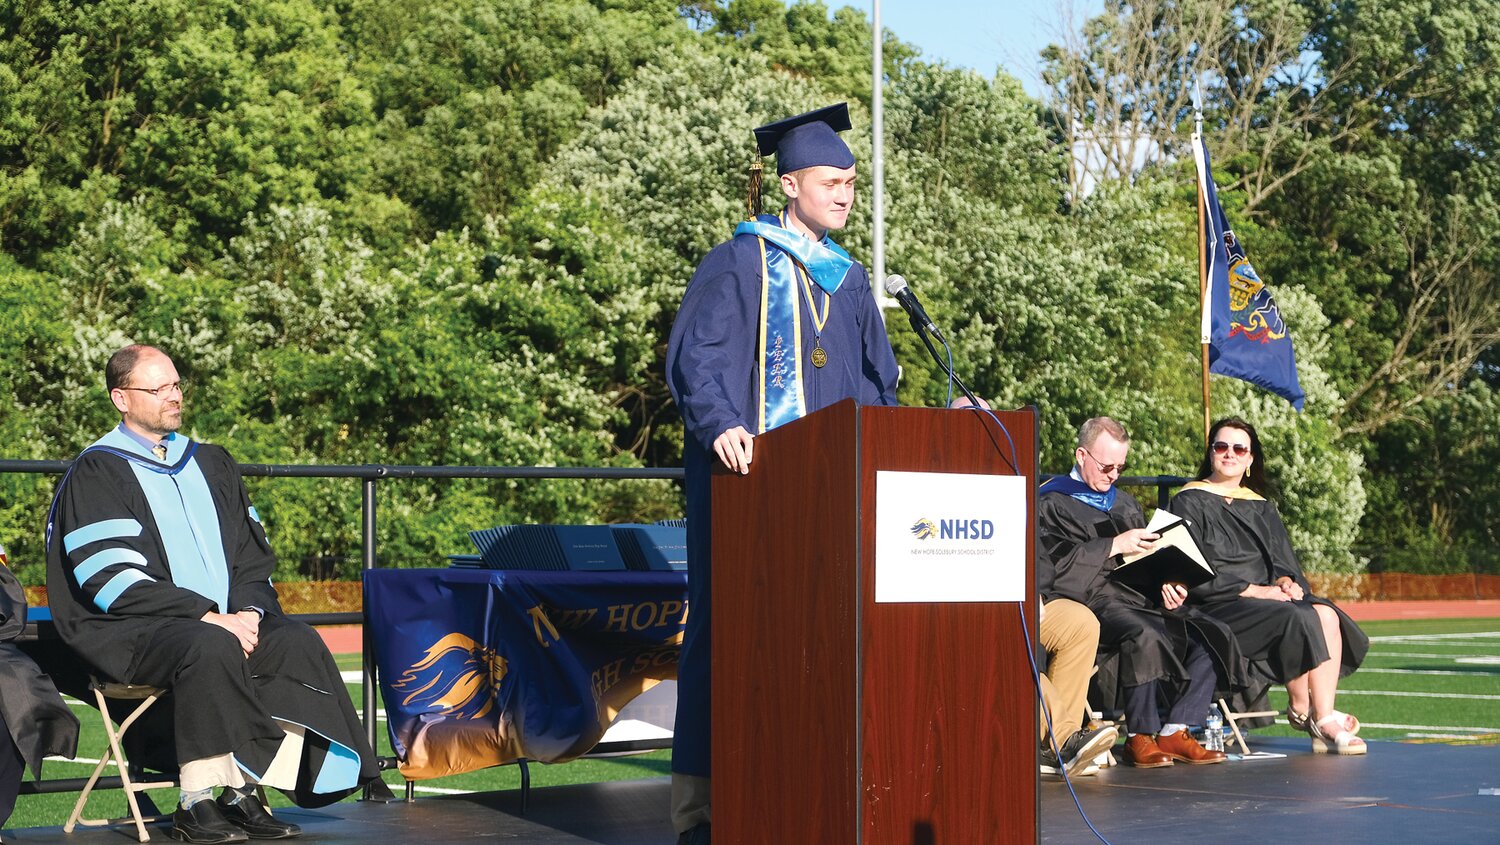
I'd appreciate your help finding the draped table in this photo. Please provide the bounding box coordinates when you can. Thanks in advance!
[364,568,687,779]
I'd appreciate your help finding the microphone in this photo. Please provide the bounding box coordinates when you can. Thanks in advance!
[883,274,944,342]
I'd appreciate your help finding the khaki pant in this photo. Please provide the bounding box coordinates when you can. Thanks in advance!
[1038,598,1100,744]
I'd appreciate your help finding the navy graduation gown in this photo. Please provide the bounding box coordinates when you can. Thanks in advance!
[666,232,899,777]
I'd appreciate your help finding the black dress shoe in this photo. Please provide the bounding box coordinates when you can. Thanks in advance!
[676,822,711,845]
[216,790,302,839]
[171,800,249,844]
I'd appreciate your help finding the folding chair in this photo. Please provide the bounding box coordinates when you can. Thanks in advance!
[1218,696,1280,755]
[65,678,175,843]
[1085,651,1126,769]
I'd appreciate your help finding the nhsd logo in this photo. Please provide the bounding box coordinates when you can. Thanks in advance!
[909,516,995,541]
[391,632,508,720]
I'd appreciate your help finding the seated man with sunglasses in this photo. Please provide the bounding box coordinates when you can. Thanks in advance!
[46,345,379,843]
[1038,417,1246,769]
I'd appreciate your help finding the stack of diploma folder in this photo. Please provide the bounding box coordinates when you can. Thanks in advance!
[1107,509,1215,594]
[452,522,688,572]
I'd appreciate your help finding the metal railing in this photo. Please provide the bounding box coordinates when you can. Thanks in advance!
[0,458,1187,800]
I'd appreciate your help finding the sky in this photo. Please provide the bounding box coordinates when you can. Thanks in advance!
[829,0,1104,97]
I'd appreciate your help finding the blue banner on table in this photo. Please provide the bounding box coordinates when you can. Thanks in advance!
[1193,134,1305,411]
[364,568,688,779]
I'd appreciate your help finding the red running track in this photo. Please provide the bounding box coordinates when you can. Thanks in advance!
[316,602,1500,655]
[1339,599,1500,621]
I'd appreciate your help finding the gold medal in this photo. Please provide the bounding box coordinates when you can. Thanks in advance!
[800,266,831,370]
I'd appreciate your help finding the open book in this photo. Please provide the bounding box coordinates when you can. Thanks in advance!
[1107,509,1214,594]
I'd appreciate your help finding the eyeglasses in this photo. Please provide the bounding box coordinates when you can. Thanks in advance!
[119,381,185,398]
[1211,441,1250,457]
[1080,446,1125,475]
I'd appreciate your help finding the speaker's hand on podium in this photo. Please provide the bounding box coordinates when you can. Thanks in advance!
[714,425,755,475]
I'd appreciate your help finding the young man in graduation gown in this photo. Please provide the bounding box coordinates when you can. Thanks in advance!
[1,542,80,828]
[1038,417,1241,768]
[45,345,378,843]
[665,103,900,845]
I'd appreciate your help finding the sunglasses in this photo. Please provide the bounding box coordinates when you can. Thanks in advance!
[1211,441,1251,457]
[1080,446,1125,475]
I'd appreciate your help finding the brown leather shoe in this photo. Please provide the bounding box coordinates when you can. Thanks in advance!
[1155,729,1227,765]
[1122,734,1174,768]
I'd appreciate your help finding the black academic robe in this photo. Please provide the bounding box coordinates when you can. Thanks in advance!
[1,563,80,825]
[1170,487,1368,684]
[1037,487,1248,700]
[665,233,900,777]
[46,443,281,681]
[46,439,377,806]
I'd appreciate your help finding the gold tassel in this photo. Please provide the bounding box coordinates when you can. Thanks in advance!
[747,158,764,218]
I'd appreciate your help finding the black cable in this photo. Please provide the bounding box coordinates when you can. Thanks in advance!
[908,310,1113,843]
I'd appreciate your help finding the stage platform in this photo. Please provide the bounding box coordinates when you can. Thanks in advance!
[4,737,1497,844]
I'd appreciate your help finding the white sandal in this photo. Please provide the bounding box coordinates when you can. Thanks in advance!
[1287,707,1311,734]
[1309,713,1367,755]
[1332,709,1362,736]
[1294,707,1359,736]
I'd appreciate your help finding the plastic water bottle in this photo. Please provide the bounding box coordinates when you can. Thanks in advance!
[1204,705,1225,752]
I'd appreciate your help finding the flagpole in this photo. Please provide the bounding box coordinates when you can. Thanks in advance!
[1194,81,1210,442]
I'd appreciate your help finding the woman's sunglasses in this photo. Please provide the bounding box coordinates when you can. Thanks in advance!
[1211,441,1251,456]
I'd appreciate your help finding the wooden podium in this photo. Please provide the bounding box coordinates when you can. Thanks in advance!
[712,400,1039,844]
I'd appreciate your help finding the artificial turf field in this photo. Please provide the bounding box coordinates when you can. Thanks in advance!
[6,616,1498,831]
[1256,616,1500,746]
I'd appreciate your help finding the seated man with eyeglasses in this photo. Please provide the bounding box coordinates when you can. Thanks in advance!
[1038,417,1247,769]
[45,345,378,843]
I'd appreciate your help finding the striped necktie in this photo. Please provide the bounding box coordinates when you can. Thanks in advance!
[152,442,167,461]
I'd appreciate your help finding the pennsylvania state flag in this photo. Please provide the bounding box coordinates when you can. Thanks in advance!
[1192,134,1305,410]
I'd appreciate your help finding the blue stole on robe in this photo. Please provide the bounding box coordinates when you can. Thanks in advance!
[733,213,855,433]
[78,429,232,612]
[1039,471,1118,513]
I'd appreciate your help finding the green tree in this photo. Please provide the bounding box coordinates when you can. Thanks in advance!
[1037,0,1500,571]
[342,0,693,237]
[696,0,917,102]
[541,46,853,466]
[1359,381,1500,575]
[1,0,382,260]
[0,257,76,584]
[201,200,671,574]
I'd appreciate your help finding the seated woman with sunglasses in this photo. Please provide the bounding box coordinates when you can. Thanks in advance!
[1169,417,1370,755]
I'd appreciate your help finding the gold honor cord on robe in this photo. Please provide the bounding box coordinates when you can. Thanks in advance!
[1180,479,1267,501]
[800,265,831,368]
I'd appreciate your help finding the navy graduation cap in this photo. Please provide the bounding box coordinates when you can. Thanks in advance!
[753,103,855,175]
